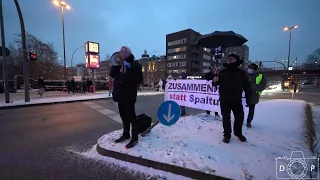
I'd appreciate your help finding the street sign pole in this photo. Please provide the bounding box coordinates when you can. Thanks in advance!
[91,68,95,93]
[0,0,10,103]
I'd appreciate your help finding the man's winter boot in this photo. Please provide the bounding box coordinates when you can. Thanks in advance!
[223,137,230,143]
[247,122,252,128]
[126,139,138,149]
[114,135,130,143]
[236,135,247,142]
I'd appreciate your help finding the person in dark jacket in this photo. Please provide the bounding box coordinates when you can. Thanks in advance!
[246,63,267,128]
[37,77,45,97]
[71,78,76,93]
[212,54,251,143]
[110,46,143,149]
[203,67,221,119]
[179,72,187,116]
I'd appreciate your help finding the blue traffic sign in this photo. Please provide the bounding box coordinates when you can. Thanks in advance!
[157,100,181,126]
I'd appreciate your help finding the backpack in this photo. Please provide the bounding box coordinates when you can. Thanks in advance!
[136,113,152,134]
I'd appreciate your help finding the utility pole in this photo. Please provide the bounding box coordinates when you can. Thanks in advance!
[0,0,9,103]
[14,0,30,102]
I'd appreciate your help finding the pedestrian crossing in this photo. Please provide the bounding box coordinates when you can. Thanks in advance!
[83,102,122,123]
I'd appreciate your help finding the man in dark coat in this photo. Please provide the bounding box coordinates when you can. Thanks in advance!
[246,63,267,128]
[212,54,251,143]
[110,46,143,148]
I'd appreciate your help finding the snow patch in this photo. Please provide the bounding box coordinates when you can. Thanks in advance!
[69,145,191,180]
[97,99,312,179]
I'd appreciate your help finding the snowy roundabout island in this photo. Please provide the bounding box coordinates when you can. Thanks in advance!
[91,99,317,180]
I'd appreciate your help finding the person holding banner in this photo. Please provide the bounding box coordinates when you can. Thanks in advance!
[212,54,251,144]
[179,72,187,116]
[203,67,221,120]
[110,46,143,149]
[246,63,267,128]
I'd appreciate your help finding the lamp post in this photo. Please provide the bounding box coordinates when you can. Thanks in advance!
[53,0,70,82]
[14,0,30,102]
[283,25,298,70]
[71,45,84,76]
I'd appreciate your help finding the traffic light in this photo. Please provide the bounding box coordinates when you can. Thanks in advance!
[28,52,37,62]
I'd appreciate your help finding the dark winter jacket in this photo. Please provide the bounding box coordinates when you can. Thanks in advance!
[204,72,214,81]
[212,63,251,105]
[37,78,45,88]
[180,72,187,79]
[248,73,267,104]
[110,57,143,103]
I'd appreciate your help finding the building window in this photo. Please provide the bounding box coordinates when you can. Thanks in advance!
[202,62,210,66]
[173,55,180,59]
[181,54,187,59]
[203,47,211,53]
[167,56,173,60]
[167,38,188,47]
[180,61,186,66]
[203,54,211,60]
[167,46,187,54]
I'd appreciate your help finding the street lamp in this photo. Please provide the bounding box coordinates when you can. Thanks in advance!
[283,25,298,69]
[71,45,84,76]
[53,0,71,82]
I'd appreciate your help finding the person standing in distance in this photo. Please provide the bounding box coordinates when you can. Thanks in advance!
[110,46,143,148]
[212,54,251,143]
[246,63,267,128]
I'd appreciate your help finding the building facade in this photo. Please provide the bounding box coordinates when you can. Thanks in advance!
[75,64,90,79]
[95,60,112,80]
[222,45,250,69]
[137,50,166,86]
[56,66,76,80]
[166,29,213,79]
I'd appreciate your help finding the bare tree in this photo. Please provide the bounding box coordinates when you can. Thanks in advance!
[105,54,111,61]
[11,33,61,79]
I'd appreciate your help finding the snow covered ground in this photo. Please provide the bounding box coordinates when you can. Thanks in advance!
[69,145,192,180]
[93,99,313,180]
[313,106,320,156]
[0,91,164,108]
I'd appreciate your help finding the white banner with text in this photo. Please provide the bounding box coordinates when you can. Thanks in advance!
[164,80,247,113]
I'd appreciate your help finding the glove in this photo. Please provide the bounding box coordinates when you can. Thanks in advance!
[124,61,131,68]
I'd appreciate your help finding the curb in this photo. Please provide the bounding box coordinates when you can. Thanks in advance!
[0,97,111,110]
[96,144,230,180]
[0,92,164,110]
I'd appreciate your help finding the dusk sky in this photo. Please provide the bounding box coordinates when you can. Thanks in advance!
[3,0,320,67]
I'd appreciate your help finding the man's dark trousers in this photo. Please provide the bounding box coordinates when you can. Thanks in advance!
[220,102,244,138]
[118,101,139,140]
[247,104,256,123]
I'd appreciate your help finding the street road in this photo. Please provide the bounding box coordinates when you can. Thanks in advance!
[261,86,320,105]
[0,86,319,180]
[0,94,203,180]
